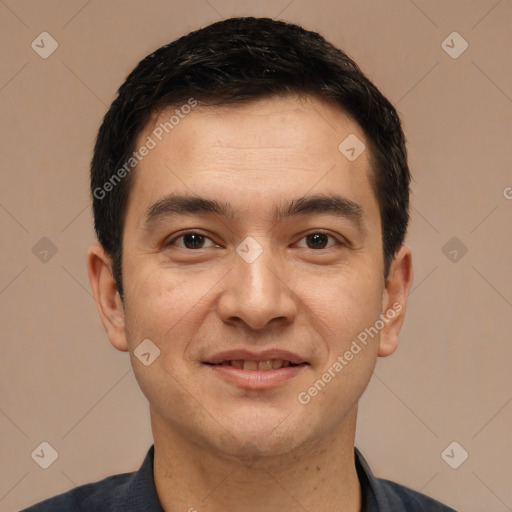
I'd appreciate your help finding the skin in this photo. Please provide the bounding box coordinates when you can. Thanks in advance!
[87,94,413,512]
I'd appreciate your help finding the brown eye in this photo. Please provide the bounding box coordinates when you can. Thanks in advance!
[182,233,206,249]
[167,232,217,249]
[297,232,339,250]
[305,233,329,249]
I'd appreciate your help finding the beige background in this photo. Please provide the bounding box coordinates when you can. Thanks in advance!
[0,1,511,511]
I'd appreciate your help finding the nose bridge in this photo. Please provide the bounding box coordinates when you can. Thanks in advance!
[240,244,280,301]
[218,238,296,330]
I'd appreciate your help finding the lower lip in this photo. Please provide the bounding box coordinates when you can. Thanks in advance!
[205,364,307,389]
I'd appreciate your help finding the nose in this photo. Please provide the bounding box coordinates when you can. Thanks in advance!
[216,245,298,332]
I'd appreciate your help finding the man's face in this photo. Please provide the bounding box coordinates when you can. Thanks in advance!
[111,95,395,456]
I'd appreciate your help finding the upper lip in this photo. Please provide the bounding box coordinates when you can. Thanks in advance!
[205,349,307,365]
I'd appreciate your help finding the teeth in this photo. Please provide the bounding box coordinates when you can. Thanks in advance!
[243,360,258,370]
[216,359,296,369]
[258,360,273,371]
[237,359,292,370]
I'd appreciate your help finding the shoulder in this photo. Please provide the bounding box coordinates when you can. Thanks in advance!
[19,445,162,512]
[355,448,458,511]
[18,471,134,512]
[374,477,458,511]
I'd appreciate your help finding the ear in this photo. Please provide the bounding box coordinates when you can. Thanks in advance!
[87,243,129,352]
[378,245,413,357]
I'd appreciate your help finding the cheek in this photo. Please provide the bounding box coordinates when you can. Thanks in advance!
[122,264,196,345]
[121,267,202,409]
[297,272,383,429]
[121,261,227,360]
[298,263,384,343]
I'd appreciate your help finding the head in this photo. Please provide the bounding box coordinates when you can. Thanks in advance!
[91,17,410,299]
[88,17,413,458]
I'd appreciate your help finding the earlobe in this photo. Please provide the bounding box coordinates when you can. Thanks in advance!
[87,243,129,352]
[378,245,413,357]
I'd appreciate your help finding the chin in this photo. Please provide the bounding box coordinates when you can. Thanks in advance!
[210,412,308,461]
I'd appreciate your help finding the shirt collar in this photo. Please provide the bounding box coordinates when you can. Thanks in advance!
[116,444,164,511]
[355,446,386,510]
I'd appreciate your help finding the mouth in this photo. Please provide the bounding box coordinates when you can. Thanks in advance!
[205,359,307,371]
[203,350,310,389]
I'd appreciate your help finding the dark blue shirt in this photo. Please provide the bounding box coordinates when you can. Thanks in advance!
[20,445,457,511]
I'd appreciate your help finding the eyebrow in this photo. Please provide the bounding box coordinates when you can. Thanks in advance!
[143,192,364,228]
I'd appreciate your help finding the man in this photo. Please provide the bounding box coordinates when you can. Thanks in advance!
[22,17,457,512]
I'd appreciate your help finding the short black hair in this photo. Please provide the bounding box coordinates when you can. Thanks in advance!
[91,17,410,299]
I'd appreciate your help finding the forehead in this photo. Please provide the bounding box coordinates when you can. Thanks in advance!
[143,95,367,172]
[126,94,379,227]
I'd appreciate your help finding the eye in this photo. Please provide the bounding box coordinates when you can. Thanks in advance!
[165,231,343,251]
[166,231,218,249]
[296,232,340,250]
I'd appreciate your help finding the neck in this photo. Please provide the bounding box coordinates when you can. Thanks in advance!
[152,408,362,512]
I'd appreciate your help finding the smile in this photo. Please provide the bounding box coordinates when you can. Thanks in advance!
[203,350,310,389]
[207,359,303,370]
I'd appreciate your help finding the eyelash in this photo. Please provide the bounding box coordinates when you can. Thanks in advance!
[165,230,344,250]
